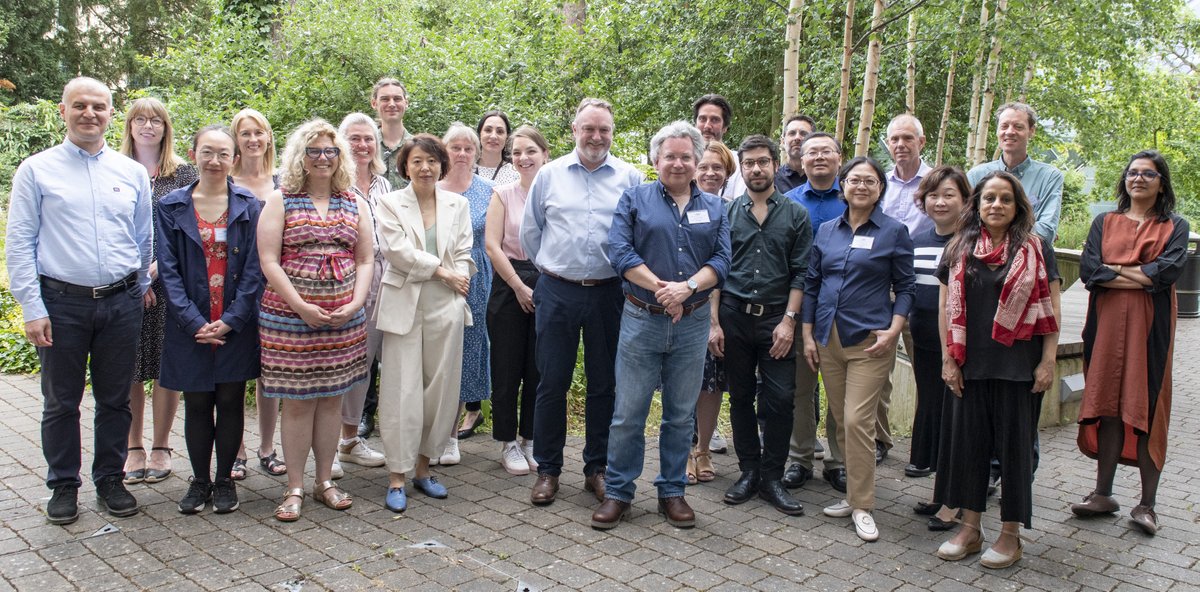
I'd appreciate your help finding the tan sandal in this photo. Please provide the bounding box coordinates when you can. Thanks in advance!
[274,487,305,522]
[314,480,352,511]
[686,453,698,485]
[694,450,716,482]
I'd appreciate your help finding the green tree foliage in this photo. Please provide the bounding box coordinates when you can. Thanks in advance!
[0,0,67,103]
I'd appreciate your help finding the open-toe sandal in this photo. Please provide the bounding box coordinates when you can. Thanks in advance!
[274,488,305,522]
[314,480,353,511]
[258,450,287,476]
[694,450,716,482]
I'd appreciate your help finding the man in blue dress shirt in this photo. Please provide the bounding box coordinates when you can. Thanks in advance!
[521,98,644,506]
[590,121,730,530]
[5,77,152,525]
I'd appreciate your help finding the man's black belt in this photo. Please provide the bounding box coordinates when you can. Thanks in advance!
[40,272,137,299]
[625,293,706,317]
[543,270,619,287]
[721,294,787,317]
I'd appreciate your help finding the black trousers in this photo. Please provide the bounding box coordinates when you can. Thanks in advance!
[184,381,247,481]
[487,260,540,442]
[720,302,796,482]
[38,284,142,488]
[939,379,1043,528]
[908,345,945,469]
[360,359,380,422]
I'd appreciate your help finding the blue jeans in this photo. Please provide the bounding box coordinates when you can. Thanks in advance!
[605,300,709,502]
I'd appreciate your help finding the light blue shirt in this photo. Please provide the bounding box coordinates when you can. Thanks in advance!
[967,155,1063,245]
[5,139,153,321]
[883,160,933,237]
[520,150,644,280]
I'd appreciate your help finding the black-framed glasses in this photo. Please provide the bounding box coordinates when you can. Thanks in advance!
[305,147,341,159]
[1126,170,1160,180]
[740,158,774,170]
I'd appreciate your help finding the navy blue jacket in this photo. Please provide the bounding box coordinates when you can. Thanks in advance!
[156,180,264,392]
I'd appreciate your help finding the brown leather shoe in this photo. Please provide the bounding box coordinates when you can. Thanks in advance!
[584,470,606,502]
[657,496,695,528]
[1130,504,1158,535]
[530,474,559,506]
[590,499,630,530]
[1070,492,1119,517]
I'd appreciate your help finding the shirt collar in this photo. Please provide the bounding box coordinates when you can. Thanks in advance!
[738,190,782,209]
[888,160,932,184]
[566,149,614,172]
[657,179,703,204]
[838,204,887,229]
[1000,154,1033,176]
[63,137,108,159]
[801,178,840,198]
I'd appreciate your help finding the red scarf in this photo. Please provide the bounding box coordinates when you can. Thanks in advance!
[946,227,1058,366]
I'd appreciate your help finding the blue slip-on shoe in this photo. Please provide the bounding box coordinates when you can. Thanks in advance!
[385,487,407,512]
[411,476,448,499]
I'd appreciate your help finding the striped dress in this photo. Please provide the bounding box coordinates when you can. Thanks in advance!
[259,191,368,399]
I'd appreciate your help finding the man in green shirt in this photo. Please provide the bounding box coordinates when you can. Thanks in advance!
[370,77,413,190]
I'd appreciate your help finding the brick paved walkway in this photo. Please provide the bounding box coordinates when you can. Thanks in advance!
[1,320,1198,591]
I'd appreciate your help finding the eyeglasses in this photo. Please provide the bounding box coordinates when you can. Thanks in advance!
[132,116,164,129]
[305,147,341,159]
[803,148,836,159]
[740,158,774,170]
[197,149,233,162]
[844,177,880,188]
[1126,170,1160,180]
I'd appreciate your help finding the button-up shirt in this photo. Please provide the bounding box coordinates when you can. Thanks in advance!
[803,206,915,347]
[784,179,846,233]
[967,155,1063,245]
[724,191,812,305]
[5,139,152,322]
[607,181,730,308]
[521,150,644,280]
[774,162,807,195]
[883,160,933,237]
[380,128,412,190]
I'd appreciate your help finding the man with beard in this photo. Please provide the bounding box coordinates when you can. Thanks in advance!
[775,115,816,194]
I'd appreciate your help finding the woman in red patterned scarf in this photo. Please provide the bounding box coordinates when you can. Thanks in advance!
[933,170,1061,569]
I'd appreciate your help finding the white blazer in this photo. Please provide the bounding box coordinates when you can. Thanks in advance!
[374,185,476,335]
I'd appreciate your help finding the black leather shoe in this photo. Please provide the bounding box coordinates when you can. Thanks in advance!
[723,470,760,505]
[95,476,139,517]
[905,464,934,478]
[928,513,957,531]
[822,468,847,494]
[913,501,940,515]
[875,441,889,465]
[759,480,804,516]
[46,485,79,525]
[781,463,812,489]
[357,415,376,439]
[456,411,485,439]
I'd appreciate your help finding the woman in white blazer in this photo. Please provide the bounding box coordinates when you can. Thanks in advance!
[374,134,475,512]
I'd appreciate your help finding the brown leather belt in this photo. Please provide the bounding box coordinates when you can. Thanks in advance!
[40,272,137,299]
[543,270,619,287]
[625,294,705,317]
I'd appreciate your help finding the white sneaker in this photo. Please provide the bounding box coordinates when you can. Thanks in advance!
[339,437,386,467]
[331,457,344,480]
[852,509,879,542]
[520,440,538,472]
[439,438,461,466]
[500,441,530,475]
[823,499,852,517]
[710,430,728,454]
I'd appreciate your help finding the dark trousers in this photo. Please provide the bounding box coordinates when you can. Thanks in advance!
[487,261,540,442]
[184,381,247,481]
[721,303,796,482]
[908,345,945,469]
[38,286,142,488]
[940,379,1043,528]
[531,275,621,477]
[361,359,380,422]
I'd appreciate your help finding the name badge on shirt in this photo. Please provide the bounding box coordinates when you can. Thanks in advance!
[686,210,710,224]
[851,235,874,250]
[214,228,228,243]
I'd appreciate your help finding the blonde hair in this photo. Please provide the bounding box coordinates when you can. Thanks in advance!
[278,119,355,194]
[229,108,276,177]
[119,97,186,178]
[337,113,385,176]
[442,122,481,157]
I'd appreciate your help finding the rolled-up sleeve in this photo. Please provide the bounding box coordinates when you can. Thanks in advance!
[802,232,824,324]
[606,188,645,279]
[702,206,731,287]
[520,173,547,265]
[789,209,813,291]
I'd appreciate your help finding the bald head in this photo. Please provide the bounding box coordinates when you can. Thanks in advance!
[61,77,112,106]
[58,77,114,153]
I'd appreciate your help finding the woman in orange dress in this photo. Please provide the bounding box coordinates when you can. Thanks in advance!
[1072,150,1191,536]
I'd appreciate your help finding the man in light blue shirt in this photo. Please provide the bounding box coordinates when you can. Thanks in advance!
[520,98,644,506]
[882,114,934,237]
[5,77,152,525]
[967,102,1064,245]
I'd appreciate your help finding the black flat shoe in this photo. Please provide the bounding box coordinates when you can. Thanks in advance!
[913,501,941,515]
[928,509,962,531]
[456,412,485,439]
[905,464,934,478]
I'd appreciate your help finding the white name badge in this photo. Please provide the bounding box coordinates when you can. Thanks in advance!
[214,228,228,242]
[686,210,711,224]
[850,235,874,250]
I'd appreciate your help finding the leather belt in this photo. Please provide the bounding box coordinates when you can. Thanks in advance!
[40,272,138,299]
[721,294,788,317]
[543,270,619,287]
[625,294,705,317]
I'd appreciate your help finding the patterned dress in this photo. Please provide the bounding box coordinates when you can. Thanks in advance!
[259,192,368,399]
[135,164,199,382]
[459,175,495,403]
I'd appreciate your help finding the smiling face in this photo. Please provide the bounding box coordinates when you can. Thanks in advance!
[303,135,339,184]
[979,176,1018,237]
[842,162,883,212]
[996,108,1034,159]
[886,118,925,170]
[1124,158,1162,205]
[236,120,271,160]
[572,106,614,167]
[405,146,441,189]
[190,130,236,182]
[479,116,508,158]
[128,109,165,151]
[801,136,841,184]
[923,178,966,230]
[654,137,698,193]
[371,84,408,124]
[695,104,728,142]
[60,85,113,150]
[695,149,729,194]
[510,135,547,182]
[344,123,377,169]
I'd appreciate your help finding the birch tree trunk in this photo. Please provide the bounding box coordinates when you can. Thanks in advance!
[835,0,857,146]
[782,0,807,122]
[965,0,989,163]
[906,12,918,113]
[854,0,886,156]
[972,0,1008,166]
[1018,53,1036,102]
[935,3,970,165]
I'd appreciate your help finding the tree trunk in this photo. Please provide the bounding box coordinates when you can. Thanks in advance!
[835,0,857,146]
[1018,52,1036,102]
[972,0,1008,166]
[781,0,807,122]
[935,2,970,165]
[563,0,586,32]
[854,0,886,157]
[906,12,917,113]
[964,0,989,163]
[992,81,1013,160]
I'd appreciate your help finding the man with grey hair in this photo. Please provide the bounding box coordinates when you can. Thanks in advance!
[590,121,730,530]
[882,114,934,237]
[521,98,644,506]
[967,102,1063,244]
[6,76,152,524]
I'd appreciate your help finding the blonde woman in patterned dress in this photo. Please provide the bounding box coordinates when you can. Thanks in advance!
[257,119,373,521]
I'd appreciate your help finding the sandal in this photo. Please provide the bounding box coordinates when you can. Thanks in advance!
[314,480,353,511]
[694,450,716,483]
[144,447,173,483]
[257,450,287,476]
[274,488,305,522]
[686,452,698,485]
[123,447,147,484]
[231,458,248,481]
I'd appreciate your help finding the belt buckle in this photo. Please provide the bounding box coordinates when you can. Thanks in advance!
[91,286,104,299]
[580,279,596,287]
[744,303,764,317]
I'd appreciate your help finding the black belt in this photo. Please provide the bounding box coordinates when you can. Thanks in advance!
[543,270,619,287]
[721,294,788,317]
[625,294,705,317]
[40,272,137,299]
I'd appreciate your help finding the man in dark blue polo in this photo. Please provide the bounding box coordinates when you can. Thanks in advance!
[590,121,730,530]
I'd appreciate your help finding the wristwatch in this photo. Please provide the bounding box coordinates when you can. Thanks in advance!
[686,279,698,294]
[784,310,799,320]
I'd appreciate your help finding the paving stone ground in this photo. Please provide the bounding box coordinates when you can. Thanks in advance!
[1,319,1198,591]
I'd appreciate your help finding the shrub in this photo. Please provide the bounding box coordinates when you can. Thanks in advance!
[0,288,39,374]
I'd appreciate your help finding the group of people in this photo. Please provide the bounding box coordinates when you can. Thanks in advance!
[6,76,1188,571]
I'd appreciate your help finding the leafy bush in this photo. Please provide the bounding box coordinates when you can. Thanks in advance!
[0,100,64,207]
[0,288,38,374]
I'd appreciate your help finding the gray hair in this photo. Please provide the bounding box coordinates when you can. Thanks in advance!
[649,121,705,164]
[61,76,111,106]
[573,97,614,124]
[996,102,1038,128]
[442,122,481,159]
[338,112,385,176]
[886,113,925,138]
